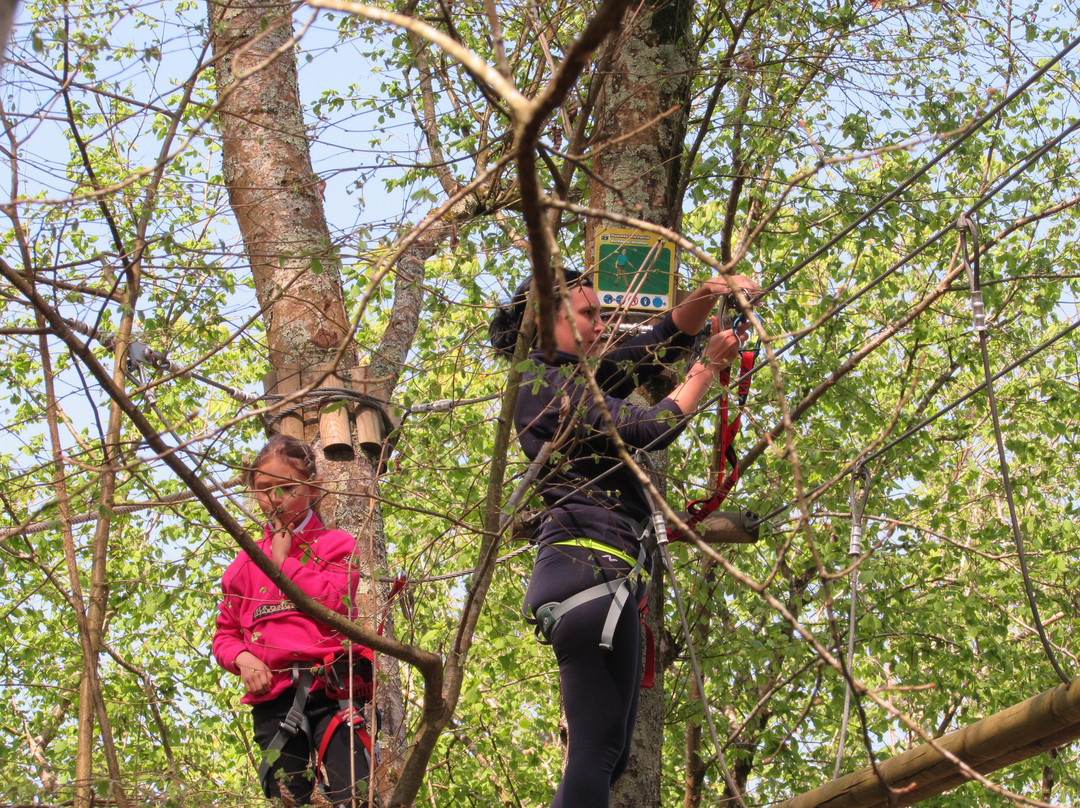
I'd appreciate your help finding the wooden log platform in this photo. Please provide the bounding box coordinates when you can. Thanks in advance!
[773,675,1080,808]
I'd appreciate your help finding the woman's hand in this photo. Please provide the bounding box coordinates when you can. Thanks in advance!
[674,273,763,335]
[702,323,741,370]
[236,650,273,696]
[700,273,762,304]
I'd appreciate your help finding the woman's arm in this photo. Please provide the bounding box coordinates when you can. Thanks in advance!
[666,327,742,415]
[671,274,761,336]
[572,327,741,451]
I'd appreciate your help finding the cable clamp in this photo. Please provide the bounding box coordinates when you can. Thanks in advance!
[957,214,986,333]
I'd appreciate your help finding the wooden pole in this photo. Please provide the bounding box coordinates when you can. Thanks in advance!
[313,365,355,462]
[262,365,305,439]
[773,676,1080,808]
[672,510,759,545]
[348,366,389,455]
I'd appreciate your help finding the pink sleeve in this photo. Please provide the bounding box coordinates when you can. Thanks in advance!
[212,582,247,675]
[279,530,359,617]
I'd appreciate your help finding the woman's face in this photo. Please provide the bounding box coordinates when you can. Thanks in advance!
[553,286,605,355]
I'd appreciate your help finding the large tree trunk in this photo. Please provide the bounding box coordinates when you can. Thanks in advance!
[584,0,697,803]
[205,0,411,797]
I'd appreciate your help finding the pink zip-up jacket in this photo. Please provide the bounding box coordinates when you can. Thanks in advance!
[212,511,373,704]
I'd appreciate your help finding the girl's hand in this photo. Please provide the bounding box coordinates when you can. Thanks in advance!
[271,528,293,567]
[236,651,273,696]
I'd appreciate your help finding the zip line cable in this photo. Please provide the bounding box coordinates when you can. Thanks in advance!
[549,86,1080,516]
[750,312,1080,529]
[60,316,501,419]
[739,95,1080,528]
[834,464,871,779]
[55,63,1080,514]
[958,215,1070,684]
[63,317,260,404]
[742,106,1080,400]
[765,31,1080,295]
[37,35,1080,529]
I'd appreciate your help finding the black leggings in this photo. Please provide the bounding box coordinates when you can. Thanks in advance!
[251,688,372,806]
[525,543,643,808]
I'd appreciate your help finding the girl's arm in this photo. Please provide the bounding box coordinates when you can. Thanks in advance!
[212,581,272,696]
[235,651,273,696]
[280,530,359,616]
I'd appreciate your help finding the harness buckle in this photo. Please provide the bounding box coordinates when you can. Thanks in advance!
[279,703,305,734]
[532,603,558,644]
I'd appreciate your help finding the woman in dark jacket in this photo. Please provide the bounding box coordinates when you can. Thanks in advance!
[490,268,758,808]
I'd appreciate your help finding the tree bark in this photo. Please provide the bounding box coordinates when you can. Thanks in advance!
[206,0,415,798]
[584,0,697,803]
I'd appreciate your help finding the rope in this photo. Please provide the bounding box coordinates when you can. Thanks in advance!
[646,486,748,808]
[551,113,1071,516]
[959,215,1070,685]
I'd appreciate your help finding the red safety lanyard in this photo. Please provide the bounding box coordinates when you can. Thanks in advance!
[675,333,759,538]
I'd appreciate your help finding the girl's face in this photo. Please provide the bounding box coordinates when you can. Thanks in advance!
[553,286,605,355]
[252,455,318,529]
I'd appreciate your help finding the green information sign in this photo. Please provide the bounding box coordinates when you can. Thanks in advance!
[594,227,676,312]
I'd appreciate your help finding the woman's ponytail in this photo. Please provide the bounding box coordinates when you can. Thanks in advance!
[488,270,588,361]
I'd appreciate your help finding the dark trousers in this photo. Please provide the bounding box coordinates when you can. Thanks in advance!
[525,543,643,808]
[251,688,372,806]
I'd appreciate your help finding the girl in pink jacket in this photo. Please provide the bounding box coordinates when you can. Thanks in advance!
[213,435,375,807]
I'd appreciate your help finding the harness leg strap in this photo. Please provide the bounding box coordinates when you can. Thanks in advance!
[598,578,633,651]
[257,668,315,789]
[526,539,649,650]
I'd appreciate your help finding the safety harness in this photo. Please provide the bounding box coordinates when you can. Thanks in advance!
[526,524,651,650]
[674,313,761,540]
[256,653,380,791]
[256,575,409,792]
[523,307,762,684]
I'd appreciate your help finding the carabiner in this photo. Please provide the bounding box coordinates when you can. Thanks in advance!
[733,311,763,355]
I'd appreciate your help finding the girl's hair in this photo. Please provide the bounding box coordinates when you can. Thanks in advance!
[246,434,318,487]
[488,269,591,360]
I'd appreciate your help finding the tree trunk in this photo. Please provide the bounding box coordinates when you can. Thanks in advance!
[584,0,696,803]
[206,0,412,797]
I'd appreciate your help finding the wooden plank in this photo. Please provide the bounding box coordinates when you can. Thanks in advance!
[773,676,1080,808]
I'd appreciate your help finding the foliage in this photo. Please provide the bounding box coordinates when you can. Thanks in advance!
[1,0,1080,804]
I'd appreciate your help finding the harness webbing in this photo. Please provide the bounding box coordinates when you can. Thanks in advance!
[315,699,377,776]
[526,524,650,651]
[257,658,379,793]
[257,668,316,788]
[676,341,758,538]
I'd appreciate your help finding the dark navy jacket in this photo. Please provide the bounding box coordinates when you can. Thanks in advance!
[515,313,696,563]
